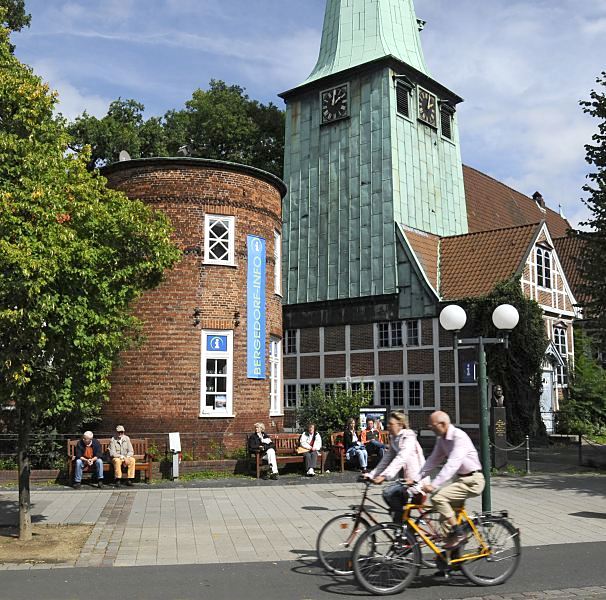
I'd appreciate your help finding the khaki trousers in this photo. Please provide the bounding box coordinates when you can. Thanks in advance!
[431,472,485,522]
[112,456,135,479]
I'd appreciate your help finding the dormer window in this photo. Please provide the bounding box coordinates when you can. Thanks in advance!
[536,247,552,289]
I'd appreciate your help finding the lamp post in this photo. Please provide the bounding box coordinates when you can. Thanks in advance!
[439,303,520,512]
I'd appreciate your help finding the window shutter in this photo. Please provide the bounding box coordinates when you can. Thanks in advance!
[396,82,410,117]
[441,105,452,139]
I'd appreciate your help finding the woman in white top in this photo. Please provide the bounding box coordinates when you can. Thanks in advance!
[366,412,426,522]
[299,422,322,476]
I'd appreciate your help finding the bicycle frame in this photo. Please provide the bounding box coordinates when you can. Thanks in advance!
[403,503,491,565]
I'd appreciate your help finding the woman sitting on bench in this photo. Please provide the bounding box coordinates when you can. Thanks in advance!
[248,422,279,480]
[344,417,369,473]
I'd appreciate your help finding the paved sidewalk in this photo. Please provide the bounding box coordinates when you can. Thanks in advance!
[0,473,604,570]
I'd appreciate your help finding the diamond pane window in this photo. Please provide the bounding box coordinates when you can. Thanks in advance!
[204,215,235,265]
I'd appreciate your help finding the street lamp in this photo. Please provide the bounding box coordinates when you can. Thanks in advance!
[439,303,519,512]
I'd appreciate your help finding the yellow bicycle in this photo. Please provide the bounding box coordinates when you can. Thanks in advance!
[352,501,521,595]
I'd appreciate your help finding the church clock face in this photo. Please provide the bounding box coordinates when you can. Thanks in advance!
[417,88,437,128]
[321,84,349,124]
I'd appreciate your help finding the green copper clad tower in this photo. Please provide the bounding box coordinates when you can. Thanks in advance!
[281,0,468,307]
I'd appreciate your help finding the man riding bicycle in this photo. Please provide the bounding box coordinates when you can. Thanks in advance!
[417,411,485,549]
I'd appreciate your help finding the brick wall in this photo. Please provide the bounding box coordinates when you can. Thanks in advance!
[351,352,374,376]
[324,326,346,351]
[350,324,374,350]
[408,349,434,374]
[324,354,346,378]
[378,351,403,375]
[300,328,320,353]
[101,159,285,444]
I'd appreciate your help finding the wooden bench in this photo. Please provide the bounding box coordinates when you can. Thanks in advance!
[67,438,153,483]
[247,433,325,479]
[330,431,390,473]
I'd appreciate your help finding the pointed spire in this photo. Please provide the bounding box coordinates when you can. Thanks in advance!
[305,0,430,84]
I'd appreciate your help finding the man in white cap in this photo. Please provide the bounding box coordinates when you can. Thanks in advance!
[73,431,104,489]
[109,425,135,486]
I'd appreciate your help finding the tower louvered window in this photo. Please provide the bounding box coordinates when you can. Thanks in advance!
[441,105,453,139]
[396,82,410,118]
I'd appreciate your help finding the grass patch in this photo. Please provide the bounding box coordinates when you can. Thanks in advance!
[151,470,249,483]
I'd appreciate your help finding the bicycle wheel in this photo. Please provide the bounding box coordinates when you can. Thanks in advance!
[352,523,420,595]
[316,513,371,575]
[459,517,521,586]
[412,508,443,569]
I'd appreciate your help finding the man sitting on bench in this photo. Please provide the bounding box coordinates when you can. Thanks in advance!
[109,425,136,487]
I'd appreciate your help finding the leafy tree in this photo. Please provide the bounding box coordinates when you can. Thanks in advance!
[1,0,29,31]
[1,1,30,51]
[297,388,370,437]
[579,73,606,340]
[0,26,181,539]
[68,98,167,169]
[69,80,286,177]
[460,279,549,441]
[558,330,606,435]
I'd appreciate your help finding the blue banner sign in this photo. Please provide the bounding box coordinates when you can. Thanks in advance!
[206,335,228,353]
[247,235,266,379]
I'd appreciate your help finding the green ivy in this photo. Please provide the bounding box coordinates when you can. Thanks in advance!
[458,278,548,442]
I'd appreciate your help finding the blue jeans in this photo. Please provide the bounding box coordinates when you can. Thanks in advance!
[346,445,368,469]
[383,482,407,523]
[74,458,104,483]
[366,439,385,459]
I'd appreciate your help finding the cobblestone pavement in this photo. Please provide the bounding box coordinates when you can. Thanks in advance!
[0,473,604,570]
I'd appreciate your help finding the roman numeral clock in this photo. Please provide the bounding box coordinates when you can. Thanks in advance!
[321,84,349,124]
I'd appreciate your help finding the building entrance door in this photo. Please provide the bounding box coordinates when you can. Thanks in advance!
[540,371,555,434]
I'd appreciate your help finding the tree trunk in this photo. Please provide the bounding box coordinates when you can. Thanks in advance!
[17,403,32,542]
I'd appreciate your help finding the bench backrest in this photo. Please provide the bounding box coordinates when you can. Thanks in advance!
[330,431,390,446]
[67,438,149,459]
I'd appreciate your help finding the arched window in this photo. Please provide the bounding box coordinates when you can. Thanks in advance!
[536,247,552,288]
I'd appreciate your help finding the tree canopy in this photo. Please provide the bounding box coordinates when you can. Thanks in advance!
[0,24,180,539]
[68,80,285,177]
[460,279,548,441]
[578,74,606,340]
[0,0,30,32]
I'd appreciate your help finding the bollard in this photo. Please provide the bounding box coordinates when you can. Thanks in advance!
[525,435,531,475]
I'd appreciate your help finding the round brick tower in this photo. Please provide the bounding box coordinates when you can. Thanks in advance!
[101,158,286,447]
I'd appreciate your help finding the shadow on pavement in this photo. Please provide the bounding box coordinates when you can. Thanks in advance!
[0,498,47,528]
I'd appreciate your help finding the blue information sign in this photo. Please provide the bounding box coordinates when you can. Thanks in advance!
[247,235,266,379]
[206,335,228,353]
[461,361,477,383]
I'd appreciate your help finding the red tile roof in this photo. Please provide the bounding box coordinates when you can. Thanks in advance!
[553,235,588,305]
[463,166,571,238]
[439,223,541,300]
[401,227,440,290]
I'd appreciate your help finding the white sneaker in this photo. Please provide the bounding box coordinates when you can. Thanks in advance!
[307,468,315,476]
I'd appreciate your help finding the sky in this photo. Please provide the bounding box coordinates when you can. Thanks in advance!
[12,0,606,228]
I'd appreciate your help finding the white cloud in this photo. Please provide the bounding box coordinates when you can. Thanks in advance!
[31,60,110,120]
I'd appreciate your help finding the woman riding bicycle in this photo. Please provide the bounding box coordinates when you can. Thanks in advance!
[364,411,426,523]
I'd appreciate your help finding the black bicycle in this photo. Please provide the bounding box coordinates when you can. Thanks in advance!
[316,479,389,575]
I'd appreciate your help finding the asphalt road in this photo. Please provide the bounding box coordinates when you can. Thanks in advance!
[1,541,605,600]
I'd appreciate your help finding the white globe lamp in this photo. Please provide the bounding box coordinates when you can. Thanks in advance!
[492,304,520,331]
[439,304,467,332]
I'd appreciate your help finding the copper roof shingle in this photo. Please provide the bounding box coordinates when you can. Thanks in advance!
[440,223,541,300]
[463,166,571,238]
